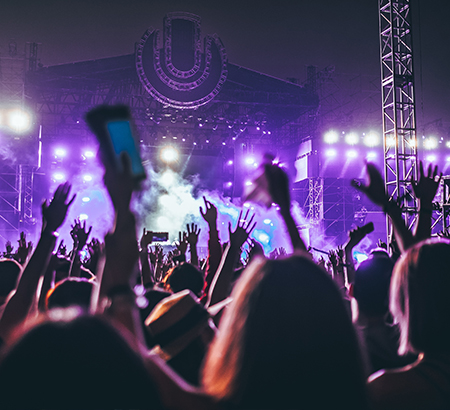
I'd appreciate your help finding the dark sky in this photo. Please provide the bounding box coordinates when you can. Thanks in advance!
[1,0,450,128]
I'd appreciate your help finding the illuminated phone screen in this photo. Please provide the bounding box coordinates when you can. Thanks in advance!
[106,120,145,179]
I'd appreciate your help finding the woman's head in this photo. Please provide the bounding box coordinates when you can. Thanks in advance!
[202,253,366,409]
[390,238,450,355]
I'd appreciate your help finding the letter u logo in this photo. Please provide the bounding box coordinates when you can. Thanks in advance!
[136,12,228,109]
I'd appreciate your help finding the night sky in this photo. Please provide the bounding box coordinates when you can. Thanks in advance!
[1,0,450,128]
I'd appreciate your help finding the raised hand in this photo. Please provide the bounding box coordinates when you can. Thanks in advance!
[229,209,256,250]
[4,241,14,258]
[411,161,442,204]
[186,223,201,246]
[200,196,218,226]
[175,231,188,255]
[16,232,33,265]
[42,182,76,232]
[140,228,153,251]
[351,163,388,207]
[57,239,67,256]
[264,162,291,212]
[70,219,93,250]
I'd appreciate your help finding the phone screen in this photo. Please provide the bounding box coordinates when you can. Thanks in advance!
[106,120,146,180]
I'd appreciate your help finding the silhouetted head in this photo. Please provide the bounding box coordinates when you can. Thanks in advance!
[0,259,22,303]
[353,249,394,317]
[165,262,205,297]
[390,238,450,355]
[202,253,367,409]
[0,310,162,409]
[46,277,95,311]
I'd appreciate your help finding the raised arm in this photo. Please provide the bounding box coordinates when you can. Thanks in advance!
[352,163,413,253]
[264,163,307,252]
[139,228,154,287]
[0,182,75,340]
[186,222,201,267]
[411,161,442,243]
[206,209,256,307]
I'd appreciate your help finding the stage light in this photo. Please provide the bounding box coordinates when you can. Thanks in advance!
[363,132,380,147]
[245,156,255,166]
[54,148,67,157]
[245,180,253,186]
[227,160,233,166]
[324,131,339,144]
[423,137,438,150]
[6,108,32,133]
[226,181,233,187]
[446,156,450,163]
[446,141,450,149]
[52,172,66,181]
[83,174,93,182]
[345,133,359,145]
[160,170,175,187]
[346,150,357,158]
[386,135,396,147]
[366,151,377,160]
[263,219,271,224]
[81,197,91,203]
[426,154,437,162]
[325,149,337,158]
[79,214,88,221]
[257,232,270,244]
[83,150,95,158]
[160,146,179,163]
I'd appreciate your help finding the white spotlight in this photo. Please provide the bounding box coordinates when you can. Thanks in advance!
[6,108,32,133]
[346,150,357,158]
[345,133,359,145]
[324,131,339,144]
[423,137,438,150]
[364,132,380,147]
[160,146,179,163]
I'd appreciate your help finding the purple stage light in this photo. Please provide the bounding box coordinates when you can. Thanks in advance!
[325,148,337,158]
[366,151,377,160]
[245,157,255,166]
[263,219,271,224]
[226,181,233,187]
[346,150,357,158]
[52,172,66,181]
[446,156,450,163]
[79,214,88,221]
[81,197,91,203]
[83,150,95,158]
[54,148,67,157]
[83,175,93,182]
[227,160,233,165]
[426,154,437,162]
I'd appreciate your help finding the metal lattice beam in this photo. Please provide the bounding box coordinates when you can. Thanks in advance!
[379,0,418,242]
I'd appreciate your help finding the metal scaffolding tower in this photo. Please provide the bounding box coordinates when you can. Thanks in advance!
[379,0,418,242]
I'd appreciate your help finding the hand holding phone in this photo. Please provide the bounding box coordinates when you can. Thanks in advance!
[85,105,146,182]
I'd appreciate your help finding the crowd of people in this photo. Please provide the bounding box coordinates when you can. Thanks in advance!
[0,109,449,409]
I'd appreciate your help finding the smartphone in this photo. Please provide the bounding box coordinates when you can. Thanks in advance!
[152,232,169,242]
[85,105,146,181]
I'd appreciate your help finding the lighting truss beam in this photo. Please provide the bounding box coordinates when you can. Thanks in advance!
[379,0,418,242]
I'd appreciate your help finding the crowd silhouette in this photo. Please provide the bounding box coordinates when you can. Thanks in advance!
[0,106,448,409]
